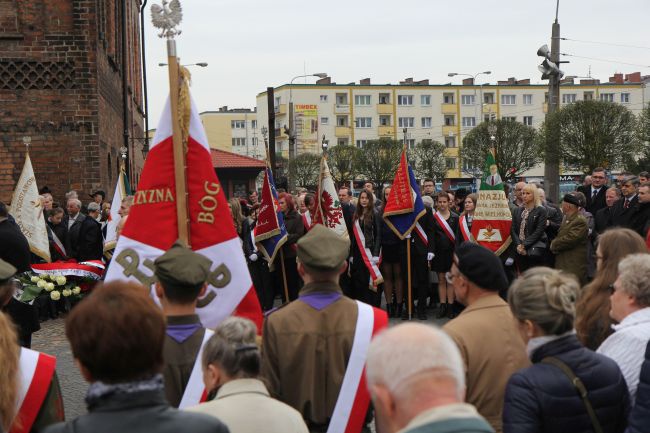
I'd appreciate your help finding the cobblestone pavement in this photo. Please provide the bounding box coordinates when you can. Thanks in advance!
[31,304,449,422]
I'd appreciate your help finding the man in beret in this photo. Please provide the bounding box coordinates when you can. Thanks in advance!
[443,243,529,433]
[89,190,105,205]
[550,193,589,285]
[261,224,388,431]
[154,240,212,407]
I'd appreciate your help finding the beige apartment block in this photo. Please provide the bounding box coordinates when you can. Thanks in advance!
[199,107,263,159]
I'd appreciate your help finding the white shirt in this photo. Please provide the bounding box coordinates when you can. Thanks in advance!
[68,213,79,229]
[597,307,650,403]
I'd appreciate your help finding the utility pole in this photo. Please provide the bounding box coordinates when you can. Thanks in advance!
[287,100,296,192]
[266,87,277,180]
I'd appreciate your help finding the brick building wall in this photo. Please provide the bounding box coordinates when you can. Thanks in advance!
[0,0,144,205]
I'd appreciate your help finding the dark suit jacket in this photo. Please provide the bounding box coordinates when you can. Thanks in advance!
[608,195,640,229]
[0,218,31,272]
[578,185,607,215]
[63,212,87,260]
[511,206,549,249]
[632,202,650,239]
[77,217,104,261]
[410,207,435,256]
[594,206,613,235]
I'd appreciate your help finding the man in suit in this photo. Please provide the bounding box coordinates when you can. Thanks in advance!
[63,198,86,260]
[443,243,529,432]
[595,187,621,235]
[403,206,435,320]
[577,167,608,215]
[609,175,641,229]
[338,186,355,297]
[76,202,104,261]
[632,182,650,239]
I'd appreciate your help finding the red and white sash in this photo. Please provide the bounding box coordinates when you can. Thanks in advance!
[353,220,383,287]
[11,348,56,433]
[49,229,67,258]
[414,222,428,246]
[178,328,215,409]
[434,211,455,243]
[459,215,475,243]
[303,212,312,231]
[327,301,388,433]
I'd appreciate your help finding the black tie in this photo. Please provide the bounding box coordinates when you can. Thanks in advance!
[624,199,630,209]
[592,189,598,200]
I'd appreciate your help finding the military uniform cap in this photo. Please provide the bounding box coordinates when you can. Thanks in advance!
[0,259,17,284]
[154,240,211,287]
[297,224,350,271]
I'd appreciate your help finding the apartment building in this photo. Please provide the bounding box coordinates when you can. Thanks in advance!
[250,72,649,181]
[199,107,262,159]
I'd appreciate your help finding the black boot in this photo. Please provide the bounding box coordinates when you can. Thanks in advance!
[395,302,403,319]
[386,303,393,318]
[401,304,410,320]
[417,306,427,320]
[447,302,458,319]
[436,303,447,319]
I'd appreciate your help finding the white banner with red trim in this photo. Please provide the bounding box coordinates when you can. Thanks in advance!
[11,348,56,433]
[178,329,215,409]
[433,211,456,243]
[327,301,388,433]
[31,260,105,280]
[352,220,383,288]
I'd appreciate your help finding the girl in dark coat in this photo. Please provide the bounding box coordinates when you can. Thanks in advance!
[272,193,304,302]
[503,267,630,433]
[431,192,458,318]
[350,190,382,307]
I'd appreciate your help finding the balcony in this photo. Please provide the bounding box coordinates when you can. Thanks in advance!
[274,128,287,139]
[378,126,394,136]
[335,126,351,137]
[274,104,287,116]
[442,125,456,137]
[482,103,497,115]
[441,104,457,114]
[334,104,350,114]
[444,147,459,157]
[377,103,393,115]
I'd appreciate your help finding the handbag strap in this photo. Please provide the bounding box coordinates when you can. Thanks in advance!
[541,356,604,433]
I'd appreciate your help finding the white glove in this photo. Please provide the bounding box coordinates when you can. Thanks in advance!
[371,256,380,264]
[248,253,258,262]
[427,252,434,261]
[349,256,353,264]
[505,257,514,266]
[405,233,411,239]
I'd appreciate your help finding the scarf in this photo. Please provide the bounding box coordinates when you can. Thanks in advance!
[86,374,164,407]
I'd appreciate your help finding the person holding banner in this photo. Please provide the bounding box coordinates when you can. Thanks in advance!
[380,186,404,318]
[273,192,305,302]
[350,189,383,307]
[432,192,459,319]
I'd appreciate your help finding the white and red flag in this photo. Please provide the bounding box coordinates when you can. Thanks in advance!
[103,166,130,254]
[104,95,263,331]
[312,155,348,238]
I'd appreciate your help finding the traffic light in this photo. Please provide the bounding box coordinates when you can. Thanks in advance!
[537,44,563,80]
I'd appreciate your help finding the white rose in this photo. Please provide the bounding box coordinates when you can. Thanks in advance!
[62,289,72,297]
[41,274,50,280]
[37,279,47,288]
[45,282,55,292]
[50,291,61,301]
[55,276,67,286]
[30,276,40,283]
[72,287,81,295]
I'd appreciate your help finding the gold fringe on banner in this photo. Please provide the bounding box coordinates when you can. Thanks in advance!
[178,66,192,153]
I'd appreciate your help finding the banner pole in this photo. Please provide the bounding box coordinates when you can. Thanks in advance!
[407,238,412,320]
[280,249,290,303]
[166,40,190,246]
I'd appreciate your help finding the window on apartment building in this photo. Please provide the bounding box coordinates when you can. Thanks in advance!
[621,93,630,103]
[461,95,475,105]
[337,115,348,127]
[252,137,258,146]
[421,117,432,128]
[320,95,328,102]
[355,117,372,128]
[443,93,455,104]
[502,116,516,122]
[523,94,533,105]
[562,94,577,104]
[398,117,414,128]
[446,157,457,169]
[397,95,413,106]
[231,120,245,129]
[444,115,455,126]
[445,136,456,148]
[501,94,516,105]
[274,96,281,106]
[336,93,348,105]
[462,117,476,127]
[421,95,431,106]
[484,113,496,122]
[484,93,495,104]
[337,138,349,146]
[583,92,594,101]
[321,117,329,125]
[380,115,391,126]
[379,93,390,104]
[251,120,257,129]
[356,139,367,148]
[355,95,371,106]
[600,93,614,102]
[232,138,246,147]
[405,139,415,149]
[522,116,533,126]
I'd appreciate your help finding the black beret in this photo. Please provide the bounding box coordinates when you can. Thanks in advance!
[456,243,508,292]
[562,193,581,207]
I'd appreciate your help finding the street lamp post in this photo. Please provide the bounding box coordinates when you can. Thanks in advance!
[158,62,208,67]
[447,71,491,122]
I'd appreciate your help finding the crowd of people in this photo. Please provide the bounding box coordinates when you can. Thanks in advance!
[0,168,648,433]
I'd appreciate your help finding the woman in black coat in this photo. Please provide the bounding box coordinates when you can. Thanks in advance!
[350,189,382,307]
[272,193,304,302]
[511,184,548,272]
[503,267,630,433]
[627,341,650,433]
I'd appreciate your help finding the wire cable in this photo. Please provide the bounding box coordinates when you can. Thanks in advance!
[560,53,650,69]
[560,37,650,51]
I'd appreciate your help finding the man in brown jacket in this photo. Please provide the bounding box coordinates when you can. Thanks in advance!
[155,241,212,408]
[443,243,529,433]
[261,224,387,432]
[550,194,589,285]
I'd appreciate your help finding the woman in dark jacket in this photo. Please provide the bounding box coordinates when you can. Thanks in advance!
[627,341,650,433]
[511,184,548,272]
[503,267,630,433]
[272,193,304,302]
[350,189,382,307]
[379,187,404,317]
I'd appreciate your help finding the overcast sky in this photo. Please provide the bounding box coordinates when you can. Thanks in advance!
[143,0,650,126]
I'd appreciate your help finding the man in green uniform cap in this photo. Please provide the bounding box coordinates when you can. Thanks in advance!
[155,240,212,408]
[261,224,388,432]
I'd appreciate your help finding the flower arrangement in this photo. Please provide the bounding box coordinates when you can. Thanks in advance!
[18,272,84,303]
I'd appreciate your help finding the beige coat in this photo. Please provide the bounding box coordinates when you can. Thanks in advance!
[443,294,530,433]
[186,378,308,433]
[260,281,358,427]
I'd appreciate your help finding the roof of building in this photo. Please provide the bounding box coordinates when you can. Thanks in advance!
[211,148,266,169]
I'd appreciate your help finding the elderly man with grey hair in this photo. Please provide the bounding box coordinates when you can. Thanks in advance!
[598,253,650,403]
[75,201,103,261]
[366,323,493,433]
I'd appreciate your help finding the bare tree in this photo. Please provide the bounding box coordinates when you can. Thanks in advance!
[327,143,361,186]
[412,139,446,182]
[287,153,320,189]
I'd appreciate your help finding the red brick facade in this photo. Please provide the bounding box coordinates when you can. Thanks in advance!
[0,0,145,205]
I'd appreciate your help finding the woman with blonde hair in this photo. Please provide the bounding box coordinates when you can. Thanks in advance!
[511,183,549,272]
[503,267,629,433]
[575,228,647,350]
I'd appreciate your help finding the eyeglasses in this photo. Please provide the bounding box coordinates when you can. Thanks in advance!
[445,272,457,285]
[608,283,616,294]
